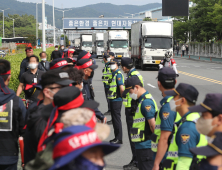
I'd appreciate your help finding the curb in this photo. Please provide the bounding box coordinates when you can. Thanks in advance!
[173,54,222,64]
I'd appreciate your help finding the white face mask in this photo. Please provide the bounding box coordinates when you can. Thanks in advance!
[29,63,38,69]
[41,58,47,61]
[110,64,117,70]
[61,47,64,50]
[55,48,58,50]
[169,98,182,112]
[107,58,111,62]
[80,82,83,91]
[129,88,138,100]
[196,117,217,136]
[49,89,56,100]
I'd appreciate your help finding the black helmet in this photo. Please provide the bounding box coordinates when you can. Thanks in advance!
[165,51,172,61]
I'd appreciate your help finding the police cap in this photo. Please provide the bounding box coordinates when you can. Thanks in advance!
[121,58,133,68]
[157,67,176,83]
[122,76,142,98]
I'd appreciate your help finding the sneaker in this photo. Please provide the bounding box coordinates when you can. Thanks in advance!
[104,111,111,116]
[123,160,138,170]
[107,120,112,125]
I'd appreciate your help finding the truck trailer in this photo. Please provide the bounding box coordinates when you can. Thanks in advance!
[92,33,104,57]
[80,34,92,54]
[131,21,173,70]
[104,30,129,58]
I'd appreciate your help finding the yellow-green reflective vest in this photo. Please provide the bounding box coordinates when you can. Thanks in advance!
[107,70,124,99]
[163,112,208,170]
[131,93,158,143]
[102,63,112,85]
[151,97,181,153]
[123,70,144,107]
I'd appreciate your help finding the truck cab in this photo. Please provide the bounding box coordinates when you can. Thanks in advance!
[80,34,93,54]
[92,33,104,57]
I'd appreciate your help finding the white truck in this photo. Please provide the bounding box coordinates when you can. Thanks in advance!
[92,33,104,57]
[74,38,81,49]
[104,30,129,58]
[80,34,92,54]
[131,21,173,70]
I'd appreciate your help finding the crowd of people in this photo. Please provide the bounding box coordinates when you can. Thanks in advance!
[0,45,221,170]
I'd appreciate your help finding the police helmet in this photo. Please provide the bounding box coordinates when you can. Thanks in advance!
[165,51,172,62]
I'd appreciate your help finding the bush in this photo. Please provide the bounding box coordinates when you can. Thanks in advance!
[3,47,54,98]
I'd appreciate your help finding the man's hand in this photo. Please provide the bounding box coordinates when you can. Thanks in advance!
[152,164,160,170]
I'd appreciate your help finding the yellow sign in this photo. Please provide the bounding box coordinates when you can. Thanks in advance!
[155,60,161,64]
[117,55,122,58]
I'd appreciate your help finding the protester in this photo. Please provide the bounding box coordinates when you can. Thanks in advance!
[66,67,84,90]
[39,52,50,71]
[51,45,62,61]
[0,59,26,170]
[16,55,44,102]
[50,58,70,70]
[59,45,65,57]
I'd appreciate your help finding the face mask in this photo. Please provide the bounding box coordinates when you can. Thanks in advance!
[61,47,64,50]
[196,117,217,136]
[49,89,56,100]
[110,64,116,70]
[169,98,182,112]
[41,58,47,61]
[74,155,104,170]
[88,70,94,79]
[129,88,138,100]
[29,63,38,69]
[55,48,58,50]
[80,82,83,91]
[107,58,111,62]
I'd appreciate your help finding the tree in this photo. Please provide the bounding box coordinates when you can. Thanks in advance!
[60,34,69,46]
[143,17,152,21]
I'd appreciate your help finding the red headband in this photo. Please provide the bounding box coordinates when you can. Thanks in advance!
[77,60,93,69]
[53,129,101,159]
[50,60,68,69]
[0,70,11,75]
[85,112,97,129]
[82,52,91,59]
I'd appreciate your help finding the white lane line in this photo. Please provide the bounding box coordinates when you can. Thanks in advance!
[147,83,156,88]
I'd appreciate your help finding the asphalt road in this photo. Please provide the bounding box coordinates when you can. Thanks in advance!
[92,57,222,170]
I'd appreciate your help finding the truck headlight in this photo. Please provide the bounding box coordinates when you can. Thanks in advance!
[124,53,129,57]
[143,56,152,60]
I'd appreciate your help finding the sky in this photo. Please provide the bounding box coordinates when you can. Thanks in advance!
[17,0,161,8]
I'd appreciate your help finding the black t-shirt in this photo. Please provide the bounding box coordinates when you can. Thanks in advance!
[20,69,44,101]
[51,51,62,60]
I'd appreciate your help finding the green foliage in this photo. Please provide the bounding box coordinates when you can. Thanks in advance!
[61,35,69,47]
[3,47,54,95]
[143,18,152,21]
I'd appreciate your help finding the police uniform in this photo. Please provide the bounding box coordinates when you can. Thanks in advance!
[108,59,124,143]
[102,54,112,114]
[121,57,144,167]
[151,68,180,164]
[162,84,208,170]
[123,76,158,170]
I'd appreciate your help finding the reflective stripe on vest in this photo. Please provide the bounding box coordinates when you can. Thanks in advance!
[163,112,208,170]
[122,70,144,107]
[102,65,112,84]
[107,71,124,99]
[131,93,158,142]
[151,97,181,153]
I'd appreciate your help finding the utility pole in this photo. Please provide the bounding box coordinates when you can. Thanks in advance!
[53,0,55,46]
[56,9,72,19]
[42,0,46,51]
[9,18,18,37]
[0,8,10,38]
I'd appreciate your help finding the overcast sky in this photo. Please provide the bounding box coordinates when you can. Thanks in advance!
[17,0,161,8]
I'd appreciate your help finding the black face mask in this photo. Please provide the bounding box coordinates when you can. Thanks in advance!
[88,70,94,79]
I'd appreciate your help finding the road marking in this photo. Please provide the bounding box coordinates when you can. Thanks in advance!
[178,71,222,85]
[147,83,156,88]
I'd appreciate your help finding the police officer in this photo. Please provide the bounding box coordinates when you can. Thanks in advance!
[121,57,144,169]
[102,54,112,116]
[107,59,124,144]
[122,76,157,170]
[75,59,107,123]
[108,52,115,60]
[152,67,180,170]
[162,83,207,170]
[0,59,26,170]
[16,55,44,102]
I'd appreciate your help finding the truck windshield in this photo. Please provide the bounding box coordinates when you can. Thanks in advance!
[110,40,128,48]
[144,38,172,49]
[82,42,92,47]
[97,41,104,47]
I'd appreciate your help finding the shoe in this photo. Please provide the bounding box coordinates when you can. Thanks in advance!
[104,111,111,115]
[110,139,122,144]
[107,120,112,125]
[102,117,107,124]
[123,160,134,169]
[123,160,138,170]
[109,138,116,143]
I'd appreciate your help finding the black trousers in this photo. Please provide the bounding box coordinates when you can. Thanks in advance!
[110,101,123,140]
[0,163,17,170]
[182,50,185,56]
[136,148,154,170]
[176,50,179,56]
[125,108,137,161]
[104,87,111,112]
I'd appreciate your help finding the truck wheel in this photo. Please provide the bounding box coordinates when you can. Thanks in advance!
[141,60,145,71]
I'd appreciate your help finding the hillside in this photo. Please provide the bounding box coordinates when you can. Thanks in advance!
[0,0,161,29]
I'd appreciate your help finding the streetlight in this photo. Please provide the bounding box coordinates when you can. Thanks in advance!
[42,0,46,51]
[0,8,10,38]
[53,0,55,46]
[36,2,42,47]
[125,12,139,18]
[56,8,72,19]
[8,17,18,37]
